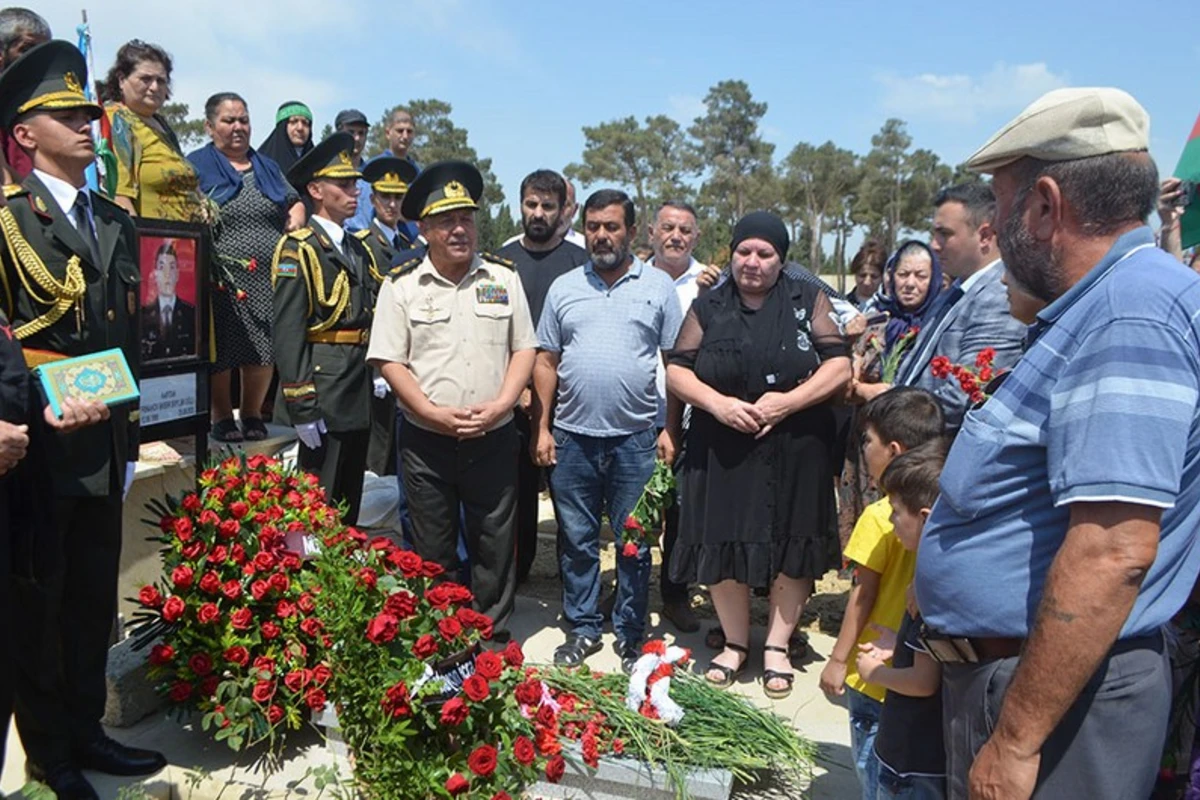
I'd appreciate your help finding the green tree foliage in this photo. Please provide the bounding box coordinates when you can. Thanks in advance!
[853,119,953,251]
[782,141,860,272]
[689,80,775,225]
[159,102,207,151]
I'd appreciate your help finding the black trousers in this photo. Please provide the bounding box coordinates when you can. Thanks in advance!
[14,493,122,767]
[401,420,518,629]
[660,497,687,602]
[366,393,397,477]
[299,428,369,526]
[514,411,546,585]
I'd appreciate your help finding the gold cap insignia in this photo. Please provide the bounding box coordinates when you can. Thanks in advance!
[338,150,353,168]
[34,196,47,213]
[384,172,400,184]
[444,180,466,199]
[63,71,83,95]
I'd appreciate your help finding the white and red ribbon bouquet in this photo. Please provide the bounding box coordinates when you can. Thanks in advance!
[626,640,692,726]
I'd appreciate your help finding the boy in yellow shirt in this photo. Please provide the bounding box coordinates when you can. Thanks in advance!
[819,387,945,799]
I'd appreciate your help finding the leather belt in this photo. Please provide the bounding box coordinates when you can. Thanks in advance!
[922,630,1163,664]
[23,347,68,368]
[306,329,368,345]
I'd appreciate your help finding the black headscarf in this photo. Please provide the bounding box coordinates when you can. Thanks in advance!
[257,101,313,175]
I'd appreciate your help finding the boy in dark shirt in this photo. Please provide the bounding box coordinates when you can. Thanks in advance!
[856,440,948,799]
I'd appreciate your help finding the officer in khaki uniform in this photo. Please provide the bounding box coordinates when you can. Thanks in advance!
[368,161,537,633]
[354,156,418,476]
[272,132,374,524]
[0,40,166,799]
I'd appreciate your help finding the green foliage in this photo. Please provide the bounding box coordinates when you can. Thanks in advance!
[478,202,521,253]
[689,80,776,225]
[159,101,207,151]
[853,119,953,251]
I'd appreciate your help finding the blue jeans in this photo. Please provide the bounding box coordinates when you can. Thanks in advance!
[549,427,656,643]
[847,688,882,800]
[876,760,945,799]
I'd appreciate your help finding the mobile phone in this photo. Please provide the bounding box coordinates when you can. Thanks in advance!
[1178,180,1195,209]
[864,312,889,327]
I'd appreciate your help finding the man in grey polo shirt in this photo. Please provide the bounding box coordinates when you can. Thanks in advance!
[532,189,683,672]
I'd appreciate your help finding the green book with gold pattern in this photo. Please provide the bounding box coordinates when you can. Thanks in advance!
[34,347,139,418]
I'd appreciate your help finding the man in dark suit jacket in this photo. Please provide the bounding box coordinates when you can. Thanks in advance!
[140,249,195,360]
[893,183,1028,429]
[0,40,166,800]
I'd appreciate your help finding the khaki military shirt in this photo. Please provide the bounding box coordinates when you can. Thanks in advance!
[367,253,537,433]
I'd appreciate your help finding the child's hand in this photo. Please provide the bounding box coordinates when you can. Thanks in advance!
[868,623,898,657]
[856,643,889,683]
[819,657,847,697]
[906,583,921,618]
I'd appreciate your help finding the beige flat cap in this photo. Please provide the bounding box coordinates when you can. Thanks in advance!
[966,87,1149,173]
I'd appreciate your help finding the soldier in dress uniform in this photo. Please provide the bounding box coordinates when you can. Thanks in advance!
[272,132,374,524]
[356,156,418,477]
[367,161,537,636]
[0,40,165,800]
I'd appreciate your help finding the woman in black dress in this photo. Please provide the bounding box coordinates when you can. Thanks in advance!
[667,212,850,699]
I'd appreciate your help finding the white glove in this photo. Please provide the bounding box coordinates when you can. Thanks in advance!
[373,377,390,399]
[295,419,327,450]
[123,461,137,502]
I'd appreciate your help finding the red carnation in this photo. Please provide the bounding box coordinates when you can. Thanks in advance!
[169,681,192,702]
[198,571,221,595]
[380,681,411,718]
[412,634,438,659]
[930,355,953,379]
[387,549,423,577]
[221,580,242,601]
[612,738,625,754]
[365,614,398,645]
[284,669,312,693]
[266,704,284,724]
[251,680,275,703]
[976,347,997,368]
[224,646,250,666]
[492,794,512,800]
[149,643,174,665]
[502,641,525,669]
[172,516,193,541]
[197,603,220,625]
[261,621,281,640]
[622,542,639,558]
[440,696,469,726]
[171,565,194,590]
[138,585,164,608]
[188,653,214,676]
[230,607,253,630]
[445,774,469,796]
[467,744,498,778]
[162,596,186,622]
[582,733,600,768]
[545,755,566,783]
[229,501,249,520]
[463,675,490,702]
[356,568,377,589]
[437,617,463,642]
[535,703,557,729]
[304,687,326,711]
[513,735,536,766]
[475,651,503,681]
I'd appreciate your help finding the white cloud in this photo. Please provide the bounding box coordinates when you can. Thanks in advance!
[875,62,1069,124]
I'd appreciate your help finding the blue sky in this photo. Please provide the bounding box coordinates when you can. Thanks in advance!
[41,0,1200,215]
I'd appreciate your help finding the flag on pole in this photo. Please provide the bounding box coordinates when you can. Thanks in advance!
[76,15,118,197]
[1175,110,1200,250]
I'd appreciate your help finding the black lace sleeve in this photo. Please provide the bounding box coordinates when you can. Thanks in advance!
[812,290,849,361]
[667,305,705,370]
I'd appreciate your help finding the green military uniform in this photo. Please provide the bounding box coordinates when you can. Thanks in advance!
[273,133,374,524]
[355,155,419,476]
[0,40,163,778]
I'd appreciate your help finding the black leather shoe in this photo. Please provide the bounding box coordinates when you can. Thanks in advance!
[661,598,700,633]
[74,736,167,776]
[554,634,602,667]
[618,639,643,674]
[26,763,100,800]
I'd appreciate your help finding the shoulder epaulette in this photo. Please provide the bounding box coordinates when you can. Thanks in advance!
[388,256,423,281]
[2,184,26,200]
[287,228,314,241]
[480,252,514,269]
[352,229,371,241]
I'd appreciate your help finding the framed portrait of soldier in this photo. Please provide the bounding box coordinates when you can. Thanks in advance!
[138,228,203,365]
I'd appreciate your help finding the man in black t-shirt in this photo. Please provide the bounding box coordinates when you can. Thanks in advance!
[496,170,588,584]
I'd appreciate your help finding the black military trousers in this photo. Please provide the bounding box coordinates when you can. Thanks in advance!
[366,392,398,477]
[514,411,545,585]
[14,493,122,767]
[299,428,369,526]
[401,420,518,630]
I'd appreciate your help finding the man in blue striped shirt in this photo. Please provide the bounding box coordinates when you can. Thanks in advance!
[915,88,1200,799]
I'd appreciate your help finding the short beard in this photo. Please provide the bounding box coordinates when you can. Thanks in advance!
[523,215,559,244]
[590,242,629,271]
[998,187,1063,303]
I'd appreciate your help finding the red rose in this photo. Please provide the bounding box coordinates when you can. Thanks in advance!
[181,493,202,513]
[197,603,220,625]
[181,541,205,560]
[247,489,264,505]
[275,600,297,619]
[251,580,270,601]
[230,607,253,630]
[514,678,542,707]
[229,501,249,520]
[299,617,323,638]
[207,487,227,505]
[269,572,290,593]
[138,585,164,608]
[297,592,316,614]
[365,614,398,645]
[536,703,557,730]
[162,596,186,623]
[622,542,639,558]
[169,681,192,702]
[545,755,566,783]
[412,634,438,659]
[304,687,326,711]
[224,646,250,666]
[502,641,525,669]
[172,516,193,542]
[463,675,490,703]
[221,580,242,601]
[368,536,392,551]
[261,621,282,639]
[624,514,644,533]
[312,664,332,686]
[356,568,377,589]
[188,653,214,676]
[513,735,536,766]
[206,545,229,564]
[382,591,416,619]
[218,519,240,540]
[254,551,277,572]
[149,643,174,665]
[199,509,220,527]
[253,656,276,677]
[439,697,468,726]
[283,669,312,693]
[422,560,445,579]
[198,571,221,595]
[445,774,469,796]
[467,744,497,778]
[387,549,423,577]
[425,585,452,611]
[443,583,474,605]
[251,680,275,703]
[491,794,512,800]
[437,617,463,642]
[380,681,411,718]
[171,566,194,590]
[475,651,503,681]
[266,704,284,724]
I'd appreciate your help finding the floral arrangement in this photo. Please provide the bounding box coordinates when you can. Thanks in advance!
[625,641,691,726]
[620,459,676,558]
[930,346,998,405]
[130,454,336,751]
[864,325,921,383]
